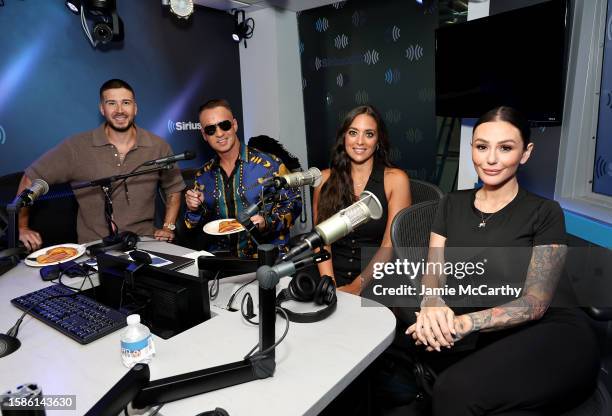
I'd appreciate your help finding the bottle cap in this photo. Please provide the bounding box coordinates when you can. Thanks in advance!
[127,314,141,325]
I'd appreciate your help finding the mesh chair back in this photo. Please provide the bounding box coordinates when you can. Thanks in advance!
[390,200,440,263]
[409,179,444,204]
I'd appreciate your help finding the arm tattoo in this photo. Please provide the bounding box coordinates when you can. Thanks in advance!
[466,245,567,333]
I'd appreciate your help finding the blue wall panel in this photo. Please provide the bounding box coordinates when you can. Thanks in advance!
[0,2,243,175]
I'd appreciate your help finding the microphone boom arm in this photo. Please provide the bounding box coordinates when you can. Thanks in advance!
[71,165,173,238]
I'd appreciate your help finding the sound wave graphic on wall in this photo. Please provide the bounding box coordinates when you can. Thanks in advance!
[352,10,367,27]
[315,17,329,32]
[334,34,349,49]
[363,49,380,65]
[302,78,307,90]
[315,56,323,71]
[605,91,612,109]
[355,90,369,105]
[0,125,6,144]
[326,92,333,106]
[167,120,176,134]
[389,25,401,42]
[384,68,401,85]
[332,1,347,9]
[389,147,402,162]
[336,73,344,87]
[595,156,612,179]
[418,88,435,102]
[405,128,424,144]
[385,109,402,124]
[406,44,424,61]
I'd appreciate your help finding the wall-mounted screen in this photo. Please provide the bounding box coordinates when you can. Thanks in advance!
[435,0,569,124]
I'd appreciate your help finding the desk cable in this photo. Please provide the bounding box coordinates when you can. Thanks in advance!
[225,278,257,311]
[55,260,97,293]
[241,293,291,361]
[209,271,221,300]
[243,307,290,360]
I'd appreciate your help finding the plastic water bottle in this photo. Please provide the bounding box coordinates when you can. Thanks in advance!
[120,314,155,368]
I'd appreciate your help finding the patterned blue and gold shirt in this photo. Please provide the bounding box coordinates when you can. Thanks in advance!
[185,144,301,258]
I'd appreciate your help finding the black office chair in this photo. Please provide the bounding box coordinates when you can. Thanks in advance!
[373,200,440,414]
[408,179,443,205]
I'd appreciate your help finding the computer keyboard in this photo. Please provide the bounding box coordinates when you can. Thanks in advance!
[11,285,126,345]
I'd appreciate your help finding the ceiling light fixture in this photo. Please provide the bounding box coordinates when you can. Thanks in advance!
[65,0,81,14]
[169,0,194,19]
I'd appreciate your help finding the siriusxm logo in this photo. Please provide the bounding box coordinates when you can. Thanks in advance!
[0,125,6,144]
[167,120,202,134]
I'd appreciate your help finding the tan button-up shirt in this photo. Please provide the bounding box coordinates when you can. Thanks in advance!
[26,124,185,243]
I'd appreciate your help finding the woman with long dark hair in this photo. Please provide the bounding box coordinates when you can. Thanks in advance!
[313,105,411,293]
[406,106,599,415]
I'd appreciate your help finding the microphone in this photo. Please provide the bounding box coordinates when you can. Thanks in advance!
[258,250,331,290]
[280,191,383,262]
[262,167,322,189]
[143,150,196,166]
[12,179,49,207]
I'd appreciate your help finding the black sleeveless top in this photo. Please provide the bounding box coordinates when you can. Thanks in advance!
[331,162,389,286]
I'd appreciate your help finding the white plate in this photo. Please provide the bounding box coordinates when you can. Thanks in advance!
[203,218,245,236]
[24,243,86,267]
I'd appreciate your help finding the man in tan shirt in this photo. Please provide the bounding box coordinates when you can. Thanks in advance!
[17,79,185,250]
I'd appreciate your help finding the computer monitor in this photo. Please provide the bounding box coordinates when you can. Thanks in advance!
[95,253,211,339]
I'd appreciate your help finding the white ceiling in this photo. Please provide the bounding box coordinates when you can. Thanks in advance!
[194,0,340,12]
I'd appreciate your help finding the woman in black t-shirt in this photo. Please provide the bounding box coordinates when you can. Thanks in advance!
[313,105,411,292]
[406,107,599,415]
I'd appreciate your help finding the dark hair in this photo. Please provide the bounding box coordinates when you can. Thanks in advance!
[99,79,135,101]
[317,105,391,222]
[473,106,531,149]
[198,99,233,117]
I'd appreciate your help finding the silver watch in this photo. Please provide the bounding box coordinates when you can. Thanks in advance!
[163,222,176,231]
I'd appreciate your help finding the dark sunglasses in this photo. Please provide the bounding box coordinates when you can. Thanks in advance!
[203,120,232,136]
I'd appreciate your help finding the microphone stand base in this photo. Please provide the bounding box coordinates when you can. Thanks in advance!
[0,333,21,358]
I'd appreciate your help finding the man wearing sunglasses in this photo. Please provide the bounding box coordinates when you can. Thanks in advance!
[184,99,301,258]
[16,79,186,250]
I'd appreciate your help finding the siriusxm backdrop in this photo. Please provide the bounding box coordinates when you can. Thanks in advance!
[298,0,438,180]
[0,1,243,176]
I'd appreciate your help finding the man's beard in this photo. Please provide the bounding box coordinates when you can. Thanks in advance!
[107,120,134,133]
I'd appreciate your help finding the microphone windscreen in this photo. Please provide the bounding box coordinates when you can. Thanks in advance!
[309,167,322,187]
[315,191,383,245]
[358,191,383,220]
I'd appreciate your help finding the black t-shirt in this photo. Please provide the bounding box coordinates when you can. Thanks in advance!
[429,188,568,310]
[432,187,566,247]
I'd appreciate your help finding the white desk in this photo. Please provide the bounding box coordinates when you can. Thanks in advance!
[0,241,396,415]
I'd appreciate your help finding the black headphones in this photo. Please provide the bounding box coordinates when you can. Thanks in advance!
[275,274,337,323]
[86,231,139,256]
